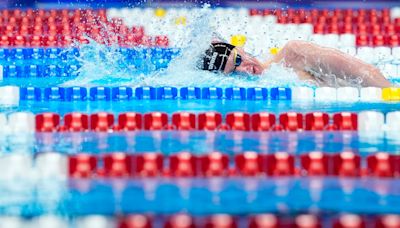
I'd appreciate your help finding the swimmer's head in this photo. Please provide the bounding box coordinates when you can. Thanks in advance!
[199,42,264,75]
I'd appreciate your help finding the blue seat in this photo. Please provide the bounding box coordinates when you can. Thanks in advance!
[31,48,44,60]
[225,87,246,100]
[20,87,41,101]
[270,87,292,100]
[65,87,87,101]
[90,87,111,101]
[44,87,65,101]
[5,65,22,78]
[201,87,223,99]
[112,86,133,100]
[45,48,60,59]
[180,87,201,99]
[25,65,41,77]
[247,88,268,100]
[45,65,60,77]
[10,48,24,60]
[0,49,8,60]
[135,86,156,99]
[156,87,178,99]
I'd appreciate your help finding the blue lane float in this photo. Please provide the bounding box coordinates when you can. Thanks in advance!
[18,86,292,101]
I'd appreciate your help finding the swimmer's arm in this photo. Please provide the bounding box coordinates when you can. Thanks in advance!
[271,40,392,87]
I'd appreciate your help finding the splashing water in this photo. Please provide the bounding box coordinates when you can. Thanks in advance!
[60,5,315,88]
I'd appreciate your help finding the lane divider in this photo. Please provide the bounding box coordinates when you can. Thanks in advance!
[0,150,398,180]
[2,86,400,103]
[2,110,399,134]
[2,111,359,132]
[0,213,397,228]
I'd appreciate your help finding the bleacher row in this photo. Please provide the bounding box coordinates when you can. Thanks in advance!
[0,213,399,228]
[0,9,169,48]
[0,8,400,50]
[0,110,399,133]
[107,7,400,51]
[2,86,400,103]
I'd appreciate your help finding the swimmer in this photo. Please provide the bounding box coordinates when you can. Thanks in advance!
[200,41,392,87]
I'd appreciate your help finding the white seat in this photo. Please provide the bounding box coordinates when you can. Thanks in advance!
[356,47,375,63]
[360,87,382,102]
[315,87,337,102]
[291,87,314,101]
[358,111,385,137]
[392,47,400,61]
[0,216,24,228]
[325,34,340,48]
[374,47,392,63]
[337,87,359,102]
[0,86,20,106]
[7,112,35,133]
[0,153,33,180]
[35,152,67,180]
[385,112,400,138]
[390,7,400,20]
[378,64,398,78]
[75,216,115,228]
[340,34,356,47]
[32,216,68,228]
[298,23,314,36]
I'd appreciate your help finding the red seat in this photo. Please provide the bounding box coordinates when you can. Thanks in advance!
[248,214,279,228]
[171,112,196,130]
[68,154,97,178]
[333,214,366,228]
[198,112,222,130]
[305,112,329,130]
[133,153,164,177]
[155,35,169,47]
[225,112,251,131]
[90,112,114,132]
[103,153,133,177]
[63,112,89,132]
[235,152,263,176]
[367,152,396,177]
[165,214,195,228]
[294,215,322,228]
[332,152,361,177]
[117,112,142,131]
[119,215,152,228]
[263,152,295,176]
[251,112,276,131]
[204,215,238,228]
[199,152,229,177]
[300,152,331,176]
[333,112,357,130]
[375,215,400,228]
[35,112,60,132]
[280,112,303,131]
[169,152,197,177]
[143,112,168,130]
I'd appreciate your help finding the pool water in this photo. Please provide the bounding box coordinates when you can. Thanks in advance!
[1,4,400,227]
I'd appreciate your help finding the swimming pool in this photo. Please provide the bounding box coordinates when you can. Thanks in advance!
[1,2,400,227]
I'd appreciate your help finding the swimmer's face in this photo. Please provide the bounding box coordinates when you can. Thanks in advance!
[223,48,264,75]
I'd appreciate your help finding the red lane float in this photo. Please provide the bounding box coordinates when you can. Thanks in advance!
[33,111,364,132]
[65,151,399,179]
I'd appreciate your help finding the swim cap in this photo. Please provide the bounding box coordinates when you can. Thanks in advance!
[200,42,236,72]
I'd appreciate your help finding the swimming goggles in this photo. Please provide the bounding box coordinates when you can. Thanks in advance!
[232,48,242,71]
